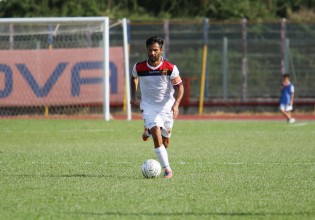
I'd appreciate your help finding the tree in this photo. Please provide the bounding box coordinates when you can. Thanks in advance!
[0,0,315,20]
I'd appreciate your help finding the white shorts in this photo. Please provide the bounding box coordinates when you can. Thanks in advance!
[280,104,293,112]
[141,108,174,138]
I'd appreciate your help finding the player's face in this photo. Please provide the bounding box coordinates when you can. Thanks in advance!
[147,43,163,64]
[282,76,289,85]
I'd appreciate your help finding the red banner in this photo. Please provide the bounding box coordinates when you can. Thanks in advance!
[0,47,124,106]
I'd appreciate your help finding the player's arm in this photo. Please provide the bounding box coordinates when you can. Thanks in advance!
[290,84,295,107]
[172,80,184,119]
[130,75,140,107]
[290,92,294,107]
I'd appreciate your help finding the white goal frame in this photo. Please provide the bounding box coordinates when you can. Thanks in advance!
[0,17,112,121]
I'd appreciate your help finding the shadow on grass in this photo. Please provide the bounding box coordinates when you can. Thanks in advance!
[5,173,142,179]
[70,211,315,217]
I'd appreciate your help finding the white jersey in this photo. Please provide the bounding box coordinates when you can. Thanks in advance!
[132,58,182,111]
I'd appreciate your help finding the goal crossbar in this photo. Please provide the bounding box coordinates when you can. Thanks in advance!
[0,17,108,24]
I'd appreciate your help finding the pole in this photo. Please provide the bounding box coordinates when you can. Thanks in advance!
[285,38,290,73]
[45,24,54,116]
[280,18,286,75]
[199,18,209,115]
[122,18,131,120]
[9,24,14,50]
[286,38,297,82]
[241,18,248,101]
[103,17,110,121]
[163,19,170,60]
[223,37,228,100]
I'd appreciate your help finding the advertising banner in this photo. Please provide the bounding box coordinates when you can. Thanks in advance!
[0,47,124,106]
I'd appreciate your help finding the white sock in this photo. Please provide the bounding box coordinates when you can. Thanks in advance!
[154,145,171,170]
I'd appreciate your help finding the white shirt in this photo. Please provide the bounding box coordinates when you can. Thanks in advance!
[132,59,180,111]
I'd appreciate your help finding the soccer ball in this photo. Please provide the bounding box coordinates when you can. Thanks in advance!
[141,159,161,178]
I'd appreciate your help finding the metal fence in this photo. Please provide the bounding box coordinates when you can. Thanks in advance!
[111,19,315,111]
[1,18,314,116]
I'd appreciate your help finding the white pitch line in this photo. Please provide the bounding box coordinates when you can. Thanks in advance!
[290,122,308,127]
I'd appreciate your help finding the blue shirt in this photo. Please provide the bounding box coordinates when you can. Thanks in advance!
[280,83,294,105]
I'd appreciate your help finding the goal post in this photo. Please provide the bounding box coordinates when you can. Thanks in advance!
[122,18,131,121]
[0,17,117,120]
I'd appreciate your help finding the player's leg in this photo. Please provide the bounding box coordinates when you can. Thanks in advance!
[141,109,151,141]
[280,109,290,119]
[285,105,295,123]
[150,126,172,178]
[280,104,295,123]
[141,108,162,146]
[280,104,290,120]
[142,126,151,141]
[161,111,173,149]
[142,108,173,178]
[162,136,170,148]
[160,135,172,178]
[150,126,163,148]
[160,111,174,178]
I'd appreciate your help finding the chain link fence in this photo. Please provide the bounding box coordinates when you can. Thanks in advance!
[1,18,314,117]
[123,19,315,112]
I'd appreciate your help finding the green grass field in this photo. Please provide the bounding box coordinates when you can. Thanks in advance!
[0,119,314,220]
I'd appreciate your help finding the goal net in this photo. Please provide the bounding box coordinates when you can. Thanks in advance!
[0,17,128,120]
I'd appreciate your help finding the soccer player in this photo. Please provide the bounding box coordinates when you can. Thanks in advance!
[279,73,295,123]
[130,36,184,179]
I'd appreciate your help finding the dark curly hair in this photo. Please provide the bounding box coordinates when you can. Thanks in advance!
[146,36,164,49]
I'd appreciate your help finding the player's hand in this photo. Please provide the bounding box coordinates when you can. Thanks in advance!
[130,98,140,108]
[287,105,293,111]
